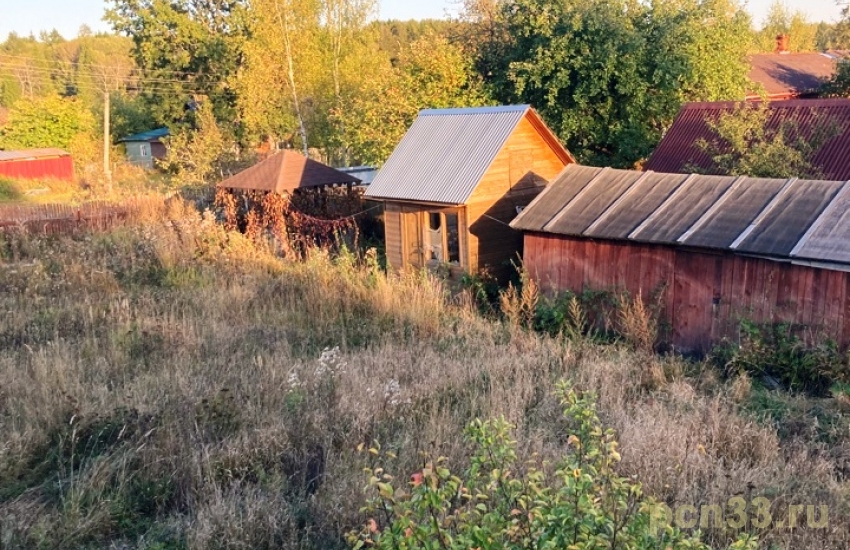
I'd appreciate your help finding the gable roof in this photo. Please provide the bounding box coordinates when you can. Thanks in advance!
[512,164,850,269]
[217,149,360,193]
[748,53,838,99]
[0,148,70,162]
[364,105,573,205]
[118,127,170,143]
[645,99,850,180]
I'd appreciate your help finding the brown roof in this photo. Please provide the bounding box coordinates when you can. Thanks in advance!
[217,150,360,193]
[0,148,70,162]
[645,99,850,180]
[748,53,837,99]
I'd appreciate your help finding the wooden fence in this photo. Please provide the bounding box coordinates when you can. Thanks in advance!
[0,197,171,236]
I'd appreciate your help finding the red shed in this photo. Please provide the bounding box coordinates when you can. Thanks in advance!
[0,148,74,181]
[512,164,850,353]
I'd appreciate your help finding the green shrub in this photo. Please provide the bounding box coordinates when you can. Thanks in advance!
[349,380,740,550]
[718,320,848,396]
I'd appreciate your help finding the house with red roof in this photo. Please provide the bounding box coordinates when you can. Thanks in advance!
[645,98,850,180]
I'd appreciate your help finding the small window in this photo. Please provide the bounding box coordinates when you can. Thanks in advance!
[429,212,442,231]
[140,143,151,157]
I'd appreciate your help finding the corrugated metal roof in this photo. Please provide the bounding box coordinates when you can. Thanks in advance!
[645,99,850,180]
[0,148,70,162]
[748,53,836,99]
[511,164,850,267]
[217,150,360,193]
[365,105,570,205]
[118,127,170,143]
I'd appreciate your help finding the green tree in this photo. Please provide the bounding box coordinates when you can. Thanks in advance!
[332,32,489,165]
[695,102,839,178]
[106,0,250,133]
[0,93,95,150]
[470,0,751,167]
[753,1,818,53]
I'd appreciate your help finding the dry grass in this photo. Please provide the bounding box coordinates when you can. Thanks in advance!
[0,209,848,549]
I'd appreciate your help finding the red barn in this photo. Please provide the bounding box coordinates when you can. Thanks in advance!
[0,148,74,181]
[512,164,850,354]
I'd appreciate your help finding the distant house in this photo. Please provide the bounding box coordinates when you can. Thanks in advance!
[747,35,840,100]
[645,99,850,179]
[0,148,74,181]
[118,127,169,168]
[338,166,378,187]
[365,105,574,279]
[512,164,850,353]
[217,149,360,194]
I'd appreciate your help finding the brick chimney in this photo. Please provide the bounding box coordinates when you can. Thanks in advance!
[775,34,790,54]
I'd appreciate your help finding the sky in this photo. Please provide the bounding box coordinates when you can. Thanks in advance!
[0,0,845,42]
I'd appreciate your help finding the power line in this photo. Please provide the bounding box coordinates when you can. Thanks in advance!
[0,52,236,80]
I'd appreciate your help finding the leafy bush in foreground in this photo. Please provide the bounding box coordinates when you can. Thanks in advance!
[350,381,757,550]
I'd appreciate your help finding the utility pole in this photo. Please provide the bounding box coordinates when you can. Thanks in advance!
[103,90,112,192]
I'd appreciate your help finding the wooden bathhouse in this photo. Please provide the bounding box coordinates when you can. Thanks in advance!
[365,105,574,279]
[511,164,850,352]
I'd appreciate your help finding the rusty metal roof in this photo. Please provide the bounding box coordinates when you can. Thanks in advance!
[0,148,70,162]
[217,150,360,193]
[511,164,850,268]
[364,105,572,205]
[645,99,850,181]
[748,53,837,99]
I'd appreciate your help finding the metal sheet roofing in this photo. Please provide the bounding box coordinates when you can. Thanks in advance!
[645,99,850,181]
[364,105,570,205]
[0,148,70,162]
[217,150,360,193]
[734,179,843,256]
[682,177,786,249]
[511,164,850,268]
[118,127,170,143]
[747,53,836,99]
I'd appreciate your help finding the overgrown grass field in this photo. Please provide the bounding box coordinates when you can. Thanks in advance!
[0,204,848,548]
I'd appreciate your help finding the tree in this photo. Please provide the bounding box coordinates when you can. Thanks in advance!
[695,102,839,178]
[106,0,250,133]
[753,1,817,53]
[331,32,489,166]
[0,94,95,150]
[822,59,850,97]
[467,0,752,167]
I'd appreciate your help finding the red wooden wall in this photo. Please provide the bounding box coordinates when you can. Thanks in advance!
[0,156,74,181]
[524,232,850,353]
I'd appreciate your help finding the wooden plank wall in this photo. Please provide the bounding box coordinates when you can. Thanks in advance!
[383,202,404,269]
[467,116,569,279]
[524,233,850,352]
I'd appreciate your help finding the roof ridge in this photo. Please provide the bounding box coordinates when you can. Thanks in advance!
[419,105,530,116]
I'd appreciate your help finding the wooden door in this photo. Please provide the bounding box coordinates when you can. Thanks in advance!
[404,211,423,268]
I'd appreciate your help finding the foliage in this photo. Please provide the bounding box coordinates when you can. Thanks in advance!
[331,31,490,165]
[350,381,719,550]
[106,0,250,134]
[0,93,95,150]
[821,59,850,98]
[752,1,818,53]
[717,319,849,396]
[467,0,752,167]
[695,102,839,178]
[160,101,227,186]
